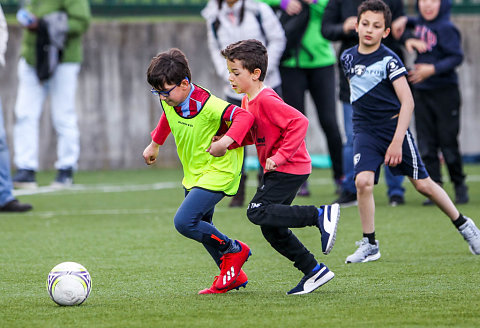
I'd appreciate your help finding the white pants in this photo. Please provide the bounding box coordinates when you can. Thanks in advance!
[13,58,80,171]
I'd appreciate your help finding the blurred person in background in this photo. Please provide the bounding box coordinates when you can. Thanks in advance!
[12,0,91,189]
[260,0,344,197]
[0,4,32,212]
[202,0,286,207]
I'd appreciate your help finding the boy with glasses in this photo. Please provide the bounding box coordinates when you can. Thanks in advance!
[143,48,254,294]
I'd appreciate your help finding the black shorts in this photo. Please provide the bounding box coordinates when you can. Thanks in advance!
[353,127,429,184]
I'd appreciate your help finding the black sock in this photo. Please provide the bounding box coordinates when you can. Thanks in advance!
[453,214,467,229]
[363,232,376,245]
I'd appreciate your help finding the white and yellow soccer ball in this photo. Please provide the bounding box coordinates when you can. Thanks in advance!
[46,262,92,306]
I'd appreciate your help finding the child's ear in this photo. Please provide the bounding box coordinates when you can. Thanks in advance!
[383,27,391,39]
[253,68,262,81]
[355,22,359,33]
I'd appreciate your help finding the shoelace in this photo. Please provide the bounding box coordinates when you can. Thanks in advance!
[354,240,372,255]
[463,223,479,240]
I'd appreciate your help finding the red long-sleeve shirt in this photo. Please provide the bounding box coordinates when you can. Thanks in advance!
[241,88,312,175]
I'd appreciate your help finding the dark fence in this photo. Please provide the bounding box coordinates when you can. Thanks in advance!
[2,0,480,15]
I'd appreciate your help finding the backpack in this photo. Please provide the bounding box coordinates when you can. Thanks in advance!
[211,10,267,49]
[276,1,310,61]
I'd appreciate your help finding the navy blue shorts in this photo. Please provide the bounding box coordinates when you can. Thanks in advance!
[353,127,429,184]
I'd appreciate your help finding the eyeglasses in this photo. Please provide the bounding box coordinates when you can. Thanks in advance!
[150,77,189,97]
[151,84,178,98]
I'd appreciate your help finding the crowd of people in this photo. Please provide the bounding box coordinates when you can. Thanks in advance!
[0,0,478,294]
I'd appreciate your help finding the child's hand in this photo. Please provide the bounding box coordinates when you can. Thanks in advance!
[265,158,278,171]
[408,63,435,85]
[405,38,428,53]
[391,16,407,40]
[206,135,234,157]
[385,141,402,167]
[285,0,302,15]
[143,141,160,165]
[343,16,357,34]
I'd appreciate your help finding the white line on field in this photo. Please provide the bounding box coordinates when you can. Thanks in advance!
[12,175,480,197]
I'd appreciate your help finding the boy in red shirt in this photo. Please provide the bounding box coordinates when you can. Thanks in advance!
[211,39,340,295]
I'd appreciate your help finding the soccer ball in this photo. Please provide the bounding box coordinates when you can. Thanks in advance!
[46,262,92,306]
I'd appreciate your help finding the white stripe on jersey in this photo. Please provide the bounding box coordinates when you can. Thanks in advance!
[389,67,407,80]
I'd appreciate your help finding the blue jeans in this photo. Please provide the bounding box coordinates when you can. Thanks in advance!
[342,102,405,197]
[0,99,16,206]
[174,188,234,266]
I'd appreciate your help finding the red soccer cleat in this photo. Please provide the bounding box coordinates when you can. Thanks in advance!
[216,240,251,290]
[198,270,248,295]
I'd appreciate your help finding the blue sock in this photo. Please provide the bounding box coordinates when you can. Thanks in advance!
[312,263,320,273]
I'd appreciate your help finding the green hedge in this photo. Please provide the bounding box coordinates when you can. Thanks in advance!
[2,0,480,15]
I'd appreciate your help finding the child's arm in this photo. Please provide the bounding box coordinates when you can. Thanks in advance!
[143,113,171,165]
[207,105,254,157]
[267,101,309,168]
[385,76,414,167]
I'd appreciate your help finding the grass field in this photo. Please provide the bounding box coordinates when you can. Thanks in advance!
[1,165,479,327]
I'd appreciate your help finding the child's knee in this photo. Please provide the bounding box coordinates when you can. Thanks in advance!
[173,214,191,236]
[355,174,373,192]
[414,178,434,196]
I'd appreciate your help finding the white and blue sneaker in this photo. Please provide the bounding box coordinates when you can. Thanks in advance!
[459,217,480,255]
[345,237,381,263]
[317,203,340,255]
[286,263,335,295]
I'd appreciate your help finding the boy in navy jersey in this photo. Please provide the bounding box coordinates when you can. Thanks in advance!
[340,0,480,263]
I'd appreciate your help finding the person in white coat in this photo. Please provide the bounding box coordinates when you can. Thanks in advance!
[202,0,286,207]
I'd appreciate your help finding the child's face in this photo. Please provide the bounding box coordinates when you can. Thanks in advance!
[356,10,390,49]
[418,0,441,21]
[154,79,189,106]
[226,59,258,95]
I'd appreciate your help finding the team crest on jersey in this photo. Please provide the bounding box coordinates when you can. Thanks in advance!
[387,58,400,71]
[354,65,366,76]
[354,153,361,166]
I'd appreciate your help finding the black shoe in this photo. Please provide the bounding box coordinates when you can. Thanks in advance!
[297,181,310,197]
[0,199,33,212]
[389,195,405,207]
[13,169,37,189]
[334,178,343,195]
[455,184,469,204]
[51,168,73,188]
[334,190,357,207]
[422,198,434,206]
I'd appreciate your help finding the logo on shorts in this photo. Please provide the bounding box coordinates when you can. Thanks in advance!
[354,153,361,166]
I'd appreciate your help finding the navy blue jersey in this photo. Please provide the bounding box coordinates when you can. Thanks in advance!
[340,44,407,129]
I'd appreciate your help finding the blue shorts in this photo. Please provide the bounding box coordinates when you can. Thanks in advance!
[353,127,429,184]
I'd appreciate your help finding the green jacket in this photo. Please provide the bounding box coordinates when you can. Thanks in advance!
[259,0,336,68]
[21,0,91,66]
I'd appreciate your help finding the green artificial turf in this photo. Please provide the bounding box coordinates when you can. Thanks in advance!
[0,166,479,327]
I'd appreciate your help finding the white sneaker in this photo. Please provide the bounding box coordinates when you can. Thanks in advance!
[459,217,480,255]
[317,203,340,255]
[345,237,381,263]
